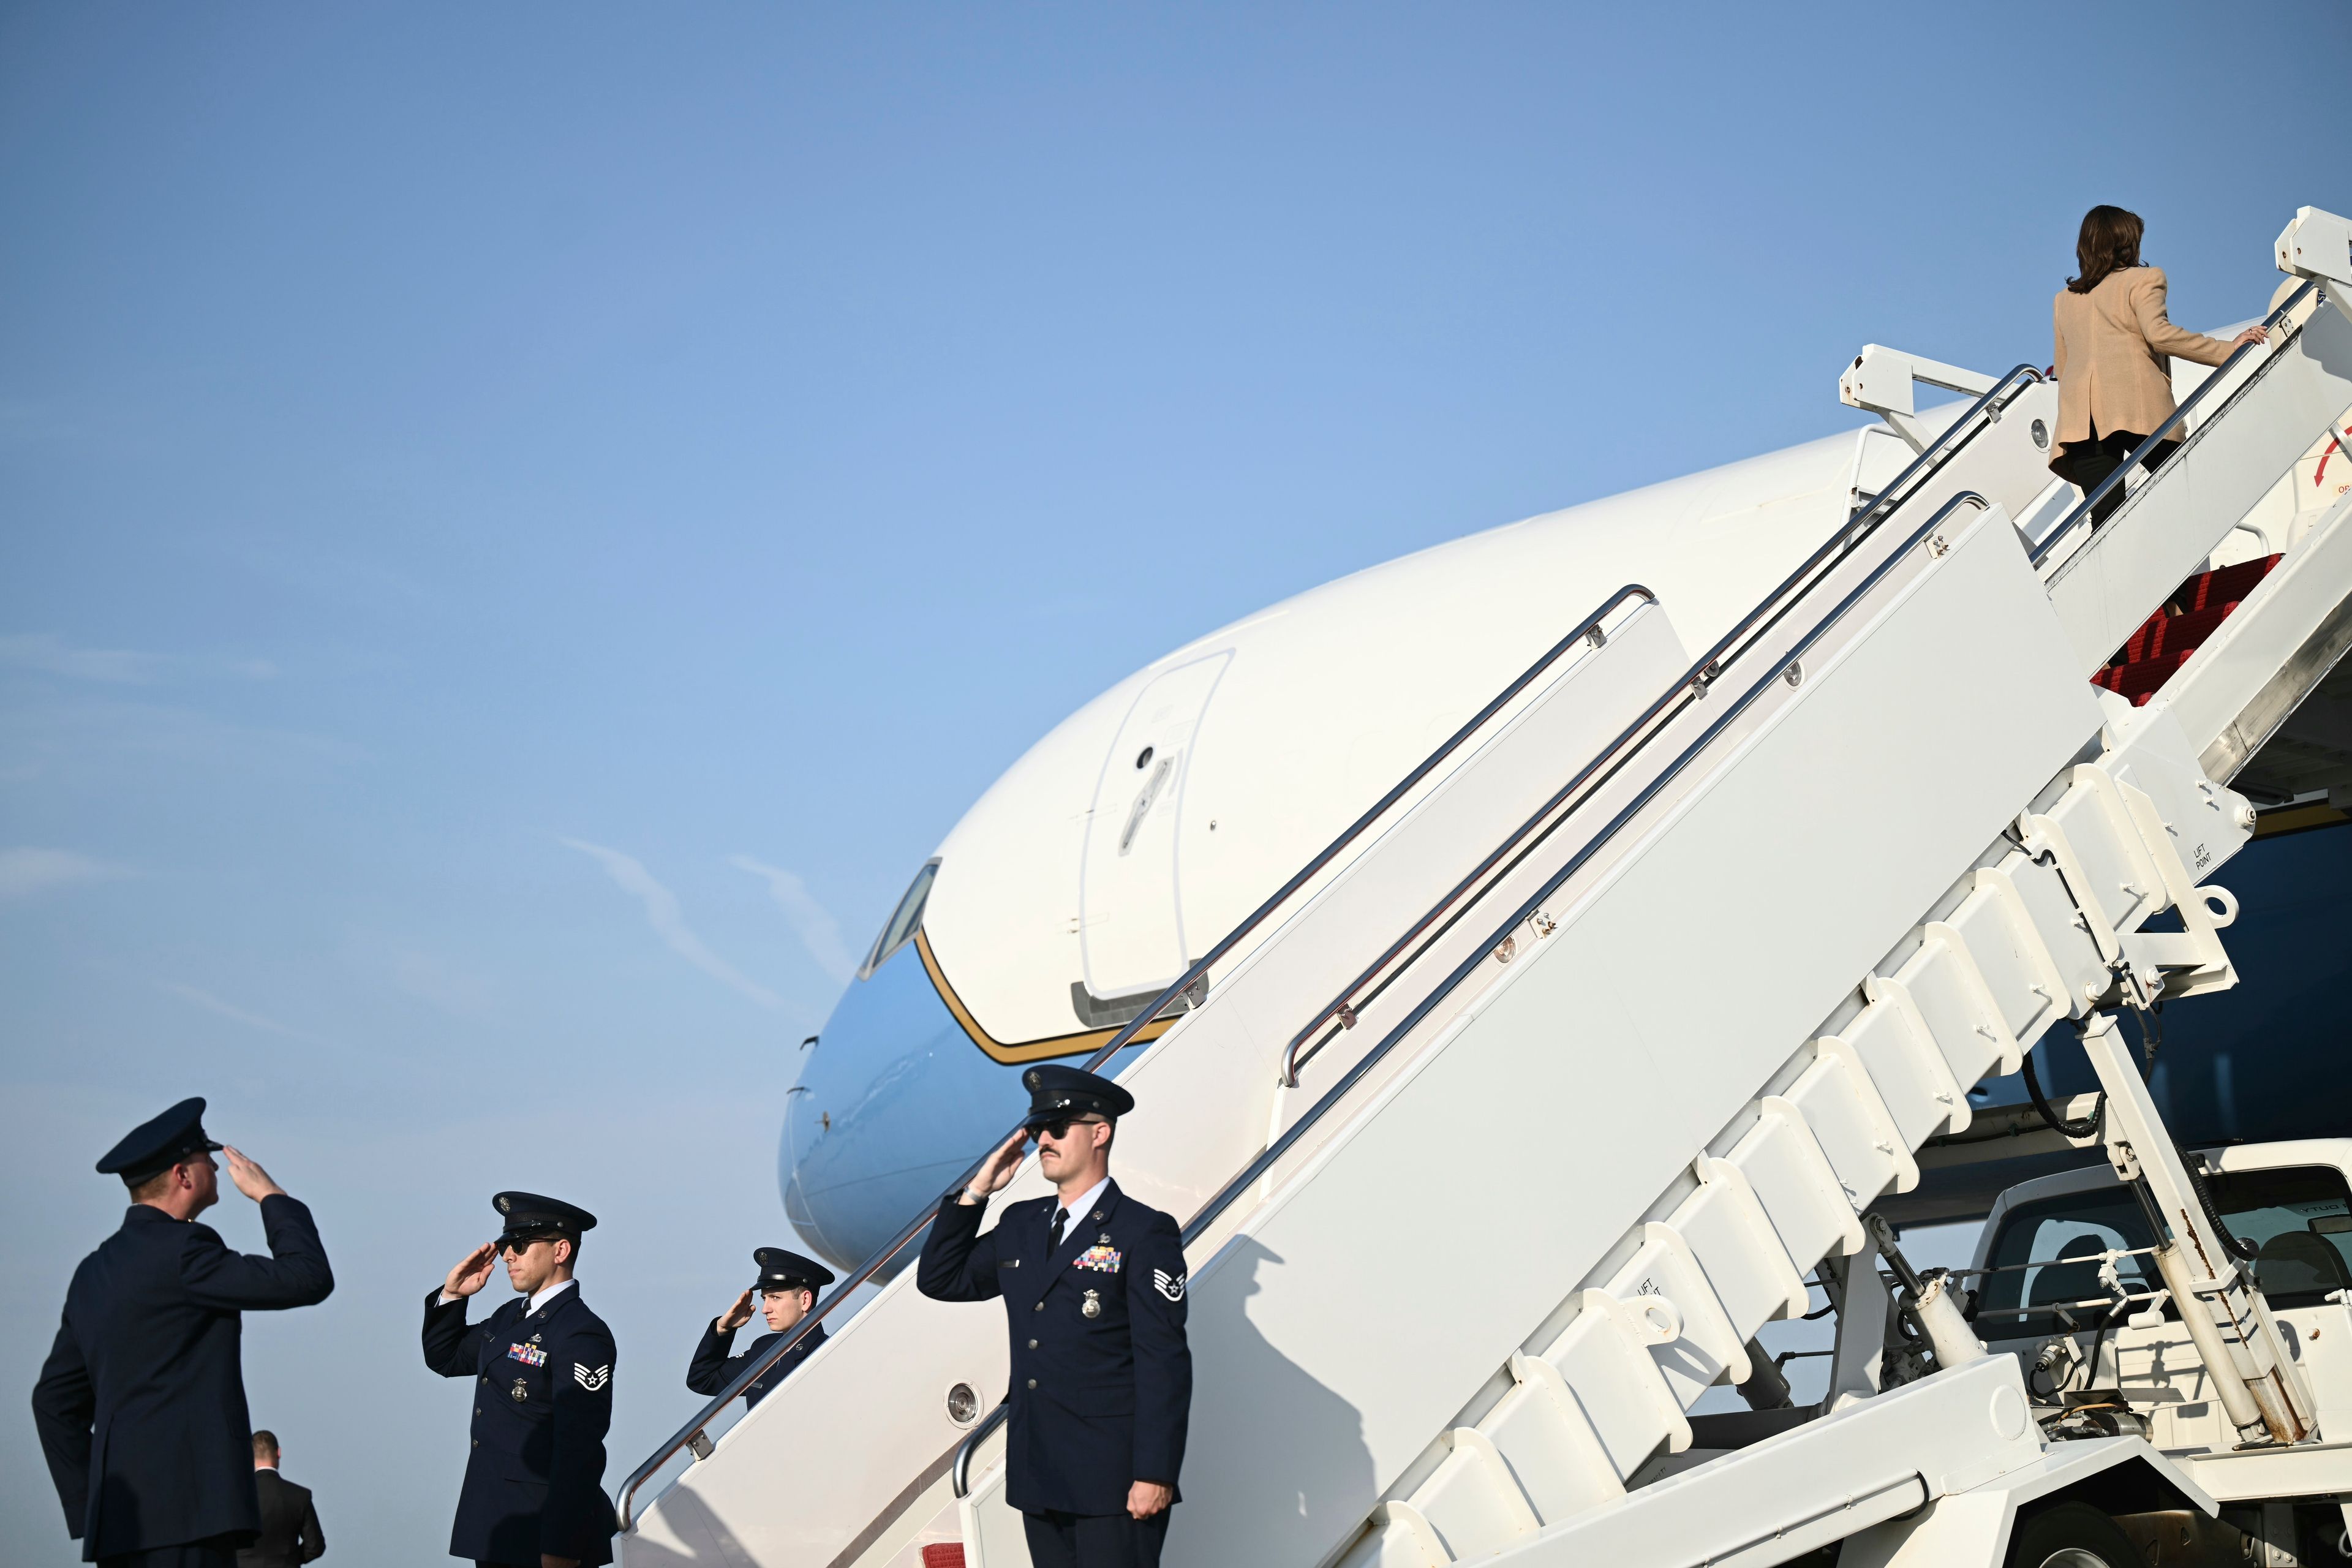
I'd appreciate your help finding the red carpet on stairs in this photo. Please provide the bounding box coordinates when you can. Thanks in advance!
[920,1545,967,1568]
[2091,554,2280,706]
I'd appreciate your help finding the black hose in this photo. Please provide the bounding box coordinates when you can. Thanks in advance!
[2022,1046,2103,1139]
[2183,1155,2260,1264]
[2127,999,2164,1069]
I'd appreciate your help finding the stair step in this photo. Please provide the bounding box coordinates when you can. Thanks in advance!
[2171,552,2280,614]
[2109,650,2195,705]
[1486,1354,1627,1523]
[2098,551,2281,674]
[1413,1428,1540,1559]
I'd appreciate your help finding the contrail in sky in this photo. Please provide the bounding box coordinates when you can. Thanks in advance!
[561,838,784,1009]
[159,982,339,1047]
[729,855,858,985]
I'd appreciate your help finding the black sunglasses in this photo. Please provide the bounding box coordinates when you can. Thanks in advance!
[1032,1116,1102,1140]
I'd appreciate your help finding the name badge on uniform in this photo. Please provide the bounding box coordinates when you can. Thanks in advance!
[508,1342,547,1366]
[1074,1243,1121,1273]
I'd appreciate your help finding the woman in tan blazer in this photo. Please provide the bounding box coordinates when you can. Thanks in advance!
[2050,205,2267,527]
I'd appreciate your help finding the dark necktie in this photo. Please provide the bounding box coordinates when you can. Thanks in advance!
[1049,1207,1067,1254]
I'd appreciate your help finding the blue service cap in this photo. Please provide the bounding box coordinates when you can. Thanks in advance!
[1019,1064,1135,1129]
[752,1246,835,1292]
[96,1098,224,1183]
[493,1191,598,1245]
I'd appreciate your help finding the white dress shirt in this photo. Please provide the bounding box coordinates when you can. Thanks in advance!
[1054,1175,1112,1244]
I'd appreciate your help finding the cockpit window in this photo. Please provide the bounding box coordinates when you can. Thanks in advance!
[861,859,939,979]
[1977,1163,2352,1336]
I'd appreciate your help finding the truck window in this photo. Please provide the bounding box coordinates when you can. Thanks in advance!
[1975,1187,2162,1338]
[1977,1164,2352,1336]
[2204,1164,2352,1308]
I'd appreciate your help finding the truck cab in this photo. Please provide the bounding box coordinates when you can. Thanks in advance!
[1965,1139,2352,1561]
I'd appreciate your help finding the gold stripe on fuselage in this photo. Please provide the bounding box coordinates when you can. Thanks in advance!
[914,928,1179,1065]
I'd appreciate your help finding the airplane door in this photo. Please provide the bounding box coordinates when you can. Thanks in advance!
[1079,651,1231,1003]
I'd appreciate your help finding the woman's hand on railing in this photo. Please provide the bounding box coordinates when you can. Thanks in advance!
[715,1290,756,1333]
[2233,325,2271,348]
[960,1130,1030,1205]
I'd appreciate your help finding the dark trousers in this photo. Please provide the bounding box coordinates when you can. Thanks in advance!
[2050,425,2182,529]
[99,1539,243,1568]
[1022,1507,1170,1568]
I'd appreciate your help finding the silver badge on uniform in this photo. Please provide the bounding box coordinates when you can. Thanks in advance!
[510,1378,529,1402]
[1097,1232,1112,1245]
[1082,1287,1102,1319]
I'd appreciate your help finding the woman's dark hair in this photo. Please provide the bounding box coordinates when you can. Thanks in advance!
[2068,205,2146,294]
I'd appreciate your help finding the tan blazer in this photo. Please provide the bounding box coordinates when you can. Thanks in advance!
[2051,266,2236,446]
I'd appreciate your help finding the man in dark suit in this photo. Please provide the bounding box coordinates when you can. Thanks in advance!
[238,1431,325,1568]
[31,1097,334,1568]
[919,1065,1191,1568]
[686,1247,836,1409]
[423,1192,617,1568]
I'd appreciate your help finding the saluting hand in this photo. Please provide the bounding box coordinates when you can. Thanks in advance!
[960,1130,1030,1204]
[444,1242,498,1299]
[716,1289,756,1332]
[223,1147,286,1202]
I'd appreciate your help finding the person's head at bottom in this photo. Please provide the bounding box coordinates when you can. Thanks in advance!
[492,1191,596,1294]
[750,1248,834,1332]
[97,1097,228,1219]
[1021,1065,1135,1196]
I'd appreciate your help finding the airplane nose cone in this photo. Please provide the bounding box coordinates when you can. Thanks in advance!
[779,940,1028,1271]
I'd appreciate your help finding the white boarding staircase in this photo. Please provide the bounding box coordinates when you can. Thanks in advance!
[620,209,2352,1568]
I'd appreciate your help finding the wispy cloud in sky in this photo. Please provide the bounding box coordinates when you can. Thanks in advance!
[730,855,858,984]
[159,982,339,1047]
[0,846,127,900]
[562,838,785,1009]
[0,631,276,684]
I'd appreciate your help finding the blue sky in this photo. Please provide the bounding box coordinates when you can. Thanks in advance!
[4,5,2346,1562]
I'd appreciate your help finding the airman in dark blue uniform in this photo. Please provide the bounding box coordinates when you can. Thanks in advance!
[422,1193,617,1568]
[919,1066,1191,1568]
[686,1247,836,1409]
[31,1098,334,1568]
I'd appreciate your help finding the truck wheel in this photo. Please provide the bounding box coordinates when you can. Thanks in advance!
[2007,1502,2140,1568]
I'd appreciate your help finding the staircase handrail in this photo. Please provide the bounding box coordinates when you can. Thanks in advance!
[1278,364,2046,1084]
[2029,279,2323,568]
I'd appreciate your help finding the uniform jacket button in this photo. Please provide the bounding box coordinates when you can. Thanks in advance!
[1032,1301,1043,1312]
[1026,1379,1037,1390]
[1028,1339,1038,1349]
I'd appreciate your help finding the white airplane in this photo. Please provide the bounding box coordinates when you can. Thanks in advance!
[780,320,2352,1271]
[622,206,2352,1568]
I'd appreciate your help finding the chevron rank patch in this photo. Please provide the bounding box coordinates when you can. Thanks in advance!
[507,1342,546,1366]
[1152,1268,1186,1302]
[1072,1243,1121,1273]
[573,1363,611,1392]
